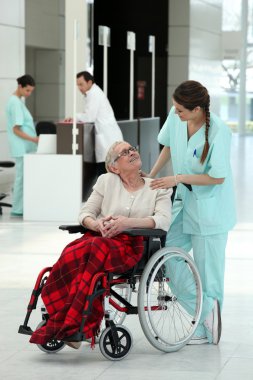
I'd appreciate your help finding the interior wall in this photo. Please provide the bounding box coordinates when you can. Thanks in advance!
[168,0,223,114]
[189,0,223,113]
[0,0,25,160]
[25,0,65,123]
[26,48,65,122]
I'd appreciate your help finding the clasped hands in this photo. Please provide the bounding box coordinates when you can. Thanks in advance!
[98,215,127,238]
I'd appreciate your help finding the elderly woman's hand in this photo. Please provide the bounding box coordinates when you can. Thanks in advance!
[100,215,129,238]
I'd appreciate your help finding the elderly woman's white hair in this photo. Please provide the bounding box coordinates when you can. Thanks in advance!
[105,141,125,172]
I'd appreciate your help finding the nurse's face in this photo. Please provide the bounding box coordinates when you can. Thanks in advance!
[76,77,93,94]
[173,99,198,122]
[19,85,35,98]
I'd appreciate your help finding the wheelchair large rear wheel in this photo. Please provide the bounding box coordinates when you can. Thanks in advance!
[138,247,202,352]
[36,321,66,354]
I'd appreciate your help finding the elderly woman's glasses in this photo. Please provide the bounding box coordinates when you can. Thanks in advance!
[114,146,138,162]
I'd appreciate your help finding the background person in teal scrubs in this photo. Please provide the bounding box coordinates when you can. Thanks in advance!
[6,75,38,216]
[149,80,236,345]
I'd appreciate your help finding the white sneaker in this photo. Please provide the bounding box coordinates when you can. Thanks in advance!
[204,299,222,344]
[187,335,209,345]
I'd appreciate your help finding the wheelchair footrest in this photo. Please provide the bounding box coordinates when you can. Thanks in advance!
[63,332,84,342]
[18,325,33,335]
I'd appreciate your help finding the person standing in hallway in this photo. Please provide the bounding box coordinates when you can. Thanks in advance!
[148,80,236,345]
[65,71,123,176]
[6,74,38,217]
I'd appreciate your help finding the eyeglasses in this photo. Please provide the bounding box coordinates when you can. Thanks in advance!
[113,146,138,162]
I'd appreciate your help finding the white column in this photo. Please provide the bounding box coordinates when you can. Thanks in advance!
[72,20,79,154]
[0,0,25,160]
[65,0,87,117]
[99,26,111,96]
[149,35,155,117]
[127,31,136,120]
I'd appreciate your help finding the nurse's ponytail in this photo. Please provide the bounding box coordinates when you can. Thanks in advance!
[173,80,210,165]
[200,98,210,164]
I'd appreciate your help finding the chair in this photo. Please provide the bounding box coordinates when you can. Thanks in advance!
[19,225,203,360]
[35,121,56,136]
[0,161,15,215]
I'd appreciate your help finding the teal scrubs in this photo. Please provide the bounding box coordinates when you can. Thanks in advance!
[6,95,37,214]
[158,106,236,342]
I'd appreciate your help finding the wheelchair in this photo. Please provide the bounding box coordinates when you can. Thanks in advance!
[19,225,203,361]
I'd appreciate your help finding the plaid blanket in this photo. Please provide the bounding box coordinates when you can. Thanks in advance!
[30,231,144,345]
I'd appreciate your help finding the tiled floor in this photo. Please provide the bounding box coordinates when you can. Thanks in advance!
[0,134,253,380]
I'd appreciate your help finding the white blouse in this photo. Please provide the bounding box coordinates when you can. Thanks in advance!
[79,173,172,232]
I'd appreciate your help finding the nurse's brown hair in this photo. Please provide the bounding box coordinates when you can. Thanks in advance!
[173,80,210,164]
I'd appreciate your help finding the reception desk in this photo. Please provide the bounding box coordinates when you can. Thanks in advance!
[24,154,82,222]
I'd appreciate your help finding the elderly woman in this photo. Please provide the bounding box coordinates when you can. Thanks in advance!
[30,141,172,349]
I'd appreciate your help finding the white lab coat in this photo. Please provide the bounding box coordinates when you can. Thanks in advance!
[76,83,123,162]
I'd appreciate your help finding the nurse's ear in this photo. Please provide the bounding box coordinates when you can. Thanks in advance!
[193,106,201,113]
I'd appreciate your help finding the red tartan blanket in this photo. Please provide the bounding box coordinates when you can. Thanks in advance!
[30,231,144,345]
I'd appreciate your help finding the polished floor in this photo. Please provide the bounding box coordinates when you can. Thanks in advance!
[0,134,253,380]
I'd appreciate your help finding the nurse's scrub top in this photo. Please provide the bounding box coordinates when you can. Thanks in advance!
[6,95,37,158]
[158,106,236,236]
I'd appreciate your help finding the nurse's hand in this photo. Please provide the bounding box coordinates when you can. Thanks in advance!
[140,170,150,178]
[150,176,175,189]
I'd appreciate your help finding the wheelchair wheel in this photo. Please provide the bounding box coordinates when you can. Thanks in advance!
[99,325,132,361]
[138,247,202,353]
[110,283,132,324]
[36,321,66,354]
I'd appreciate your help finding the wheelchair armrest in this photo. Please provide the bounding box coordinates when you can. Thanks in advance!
[182,183,192,191]
[59,224,88,234]
[122,228,166,238]
[0,193,7,201]
[0,161,15,168]
[59,225,166,239]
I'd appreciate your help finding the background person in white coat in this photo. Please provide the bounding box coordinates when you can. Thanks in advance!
[66,71,123,176]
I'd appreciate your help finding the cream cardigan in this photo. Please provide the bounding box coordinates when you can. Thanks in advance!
[79,173,172,232]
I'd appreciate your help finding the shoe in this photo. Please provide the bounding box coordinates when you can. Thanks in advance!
[64,341,82,349]
[204,299,222,345]
[187,335,209,345]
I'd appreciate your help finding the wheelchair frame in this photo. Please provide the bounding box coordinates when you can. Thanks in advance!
[19,225,203,360]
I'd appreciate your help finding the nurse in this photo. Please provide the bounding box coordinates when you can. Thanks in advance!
[6,74,38,216]
[149,80,236,345]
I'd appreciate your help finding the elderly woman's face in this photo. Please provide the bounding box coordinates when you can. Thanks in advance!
[113,142,141,170]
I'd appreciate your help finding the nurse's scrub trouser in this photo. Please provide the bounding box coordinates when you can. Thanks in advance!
[166,210,227,339]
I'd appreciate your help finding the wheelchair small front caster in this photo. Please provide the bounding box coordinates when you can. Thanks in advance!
[35,321,66,354]
[99,324,132,361]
